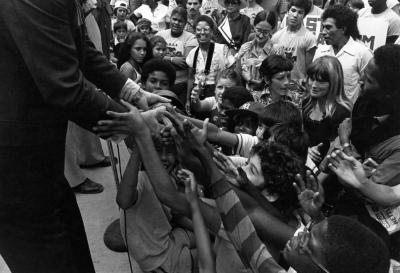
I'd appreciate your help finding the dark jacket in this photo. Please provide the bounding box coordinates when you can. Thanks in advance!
[0,0,126,146]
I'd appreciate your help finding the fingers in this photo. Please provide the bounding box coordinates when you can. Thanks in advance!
[163,111,184,136]
[202,118,209,136]
[293,173,305,195]
[120,99,136,111]
[305,170,318,192]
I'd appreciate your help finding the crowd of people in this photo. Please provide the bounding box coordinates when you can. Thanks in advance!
[2,0,400,272]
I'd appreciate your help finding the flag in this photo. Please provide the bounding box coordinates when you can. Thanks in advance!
[218,16,233,45]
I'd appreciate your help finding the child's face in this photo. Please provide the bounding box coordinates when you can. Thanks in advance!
[145,71,171,92]
[130,39,147,64]
[159,144,177,172]
[116,8,127,20]
[256,123,270,140]
[116,29,127,41]
[152,42,167,58]
[139,25,151,35]
[215,78,236,105]
[233,115,258,135]
[241,155,265,188]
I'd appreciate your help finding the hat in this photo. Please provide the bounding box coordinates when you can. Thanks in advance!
[114,0,128,11]
[152,90,184,111]
[136,18,152,29]
[225,101,266,120]
[218,0,247,9]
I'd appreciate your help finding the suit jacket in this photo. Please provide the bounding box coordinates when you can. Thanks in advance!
[0,0,127,146]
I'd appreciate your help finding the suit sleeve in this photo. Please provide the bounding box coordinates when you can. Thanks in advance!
[3,0,126,130]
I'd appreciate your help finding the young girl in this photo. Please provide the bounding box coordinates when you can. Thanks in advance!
[150,35,167,59]
[118,32,153,83]
[302,56,352,165]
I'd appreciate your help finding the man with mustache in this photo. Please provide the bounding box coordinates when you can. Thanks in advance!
[186,0,202,34]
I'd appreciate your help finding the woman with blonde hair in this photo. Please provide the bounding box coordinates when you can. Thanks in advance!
[302,56,352,164]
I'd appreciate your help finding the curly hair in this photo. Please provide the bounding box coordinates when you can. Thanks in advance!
[322,5,361,40]
[259,54,293,80]
[250,142,304,210]
[221,86,254,108]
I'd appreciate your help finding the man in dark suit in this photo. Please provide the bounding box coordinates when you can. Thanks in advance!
[0,0,166,272]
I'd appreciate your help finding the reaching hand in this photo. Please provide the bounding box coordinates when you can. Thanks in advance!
[212,150,239,183]
[327,150,367,189]
[178,169,199,203]
[191,86,201,103]
[338,118,352,143]
[93,100,147,139]
[308,143,324,164]
[293,170,325,219]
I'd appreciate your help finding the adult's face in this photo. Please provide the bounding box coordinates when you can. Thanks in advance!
[225,0,241,14]
[170,13,186,36]
[187,0,201,16]
[254,21,273,44]
[287,6,306,27]
[308,78,330,99]
[361,58,381,95]
[322,18,346,46]
[195,21,213,45]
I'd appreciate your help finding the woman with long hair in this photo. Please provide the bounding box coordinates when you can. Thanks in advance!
[302,55,352,164]
[117,32,153,83]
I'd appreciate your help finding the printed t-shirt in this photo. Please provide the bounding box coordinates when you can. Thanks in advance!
[358,7,400,38]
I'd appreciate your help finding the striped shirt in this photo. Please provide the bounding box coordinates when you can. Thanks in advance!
[212,178,287,273]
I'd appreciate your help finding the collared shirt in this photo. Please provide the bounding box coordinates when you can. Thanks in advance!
[313,37,372,102]
[133,3,169,31]
[239,40,274,91]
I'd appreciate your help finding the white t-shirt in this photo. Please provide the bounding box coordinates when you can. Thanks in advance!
[271,25,317,80]
[313,37,373,102]
[134,3,169,31]
[156,30,198,57]
[358,7,400,37]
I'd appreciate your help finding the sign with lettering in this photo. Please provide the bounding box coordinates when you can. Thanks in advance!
[366,203,400,234]
[358,18,388,51]
[304,15,325,45]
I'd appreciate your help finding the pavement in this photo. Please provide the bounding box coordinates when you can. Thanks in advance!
[0,141,143,273]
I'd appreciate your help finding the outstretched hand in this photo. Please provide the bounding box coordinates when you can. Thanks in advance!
[213,150,240,183]
[178,169,199,203]
[293,170,325,220]
[93,99,147,139]
[327,150,367,189]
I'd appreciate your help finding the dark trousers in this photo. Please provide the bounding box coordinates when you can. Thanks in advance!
[0,137,95,273]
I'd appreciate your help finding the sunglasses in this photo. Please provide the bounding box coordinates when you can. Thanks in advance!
[296,222,330,273]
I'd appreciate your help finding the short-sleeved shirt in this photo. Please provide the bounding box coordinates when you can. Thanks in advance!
[134,3,169,31]
[239,40,274,91]
[235,133,259,157]
[313,37,373,102]
[358,7,400,38]
[157,30,198,83]
[186,43,235,85]
[121,172,173,271]
[271,25,317,80]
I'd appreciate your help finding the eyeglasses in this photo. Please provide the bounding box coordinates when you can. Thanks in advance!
[196,27,211,33]
[255,28,271,36]
[297,223,330,273]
